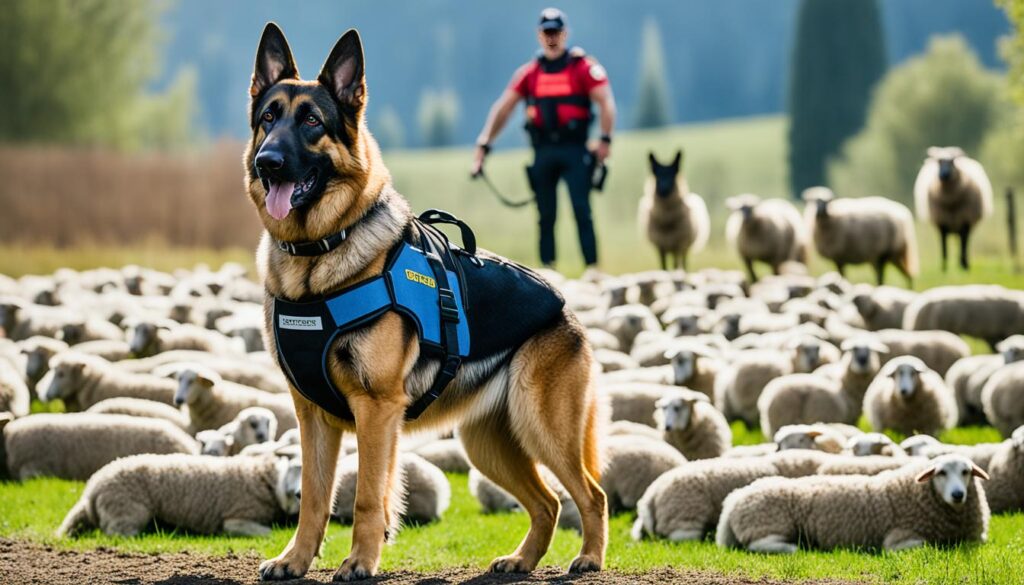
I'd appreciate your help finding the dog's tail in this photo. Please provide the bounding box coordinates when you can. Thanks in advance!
[583,389,607,483]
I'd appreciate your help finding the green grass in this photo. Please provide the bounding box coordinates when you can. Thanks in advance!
[1,423,1019,583]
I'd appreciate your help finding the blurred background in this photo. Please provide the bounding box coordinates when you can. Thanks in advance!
[1,0,1022,284]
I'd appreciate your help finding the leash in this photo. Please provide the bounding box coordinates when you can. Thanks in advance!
[470,169,534,209]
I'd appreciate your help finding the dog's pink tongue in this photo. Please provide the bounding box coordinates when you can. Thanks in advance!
[265,182,296,220]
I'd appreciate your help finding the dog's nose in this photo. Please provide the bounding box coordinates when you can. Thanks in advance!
[255,149,285,174]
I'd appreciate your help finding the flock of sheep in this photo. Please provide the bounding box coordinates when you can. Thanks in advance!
[641,146,993,284]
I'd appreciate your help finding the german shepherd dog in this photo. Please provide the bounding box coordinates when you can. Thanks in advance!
[244,24,607,581]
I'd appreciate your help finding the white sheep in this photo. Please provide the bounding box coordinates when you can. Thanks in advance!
[4,413,197,480]
[599,382,674,427]
[984,426,1024,513]
[773,424,853,454]
[600,435,687,512]
[411,438,470,473]
[899,434,1003,471]
[0,298,75,341]
[802,187,918,286]
[844,433,907,458]
[0,359,30,418]
[58,317,125,346]
[215,407,278,455]
[655,389,731,460]
[903,285,1024,350]
[333,452,450,525]
[467,466,582,533]
[980,361,1024,437]
[945,354,1005,426]
[757,374,847,439]
[86,397,188,429]
[850,285,917,331]
[725,194,808,282]
[116,350,289,394]
[863,356,958,437]
[58,453,301,537]
[38,353,177,411]
[639,150,709,270]
[174,364,296,437]
[602,304,661,353]
[593,349,639,373]
[238,428,302,458]
[717,455,989,553]
[875,329,971,377]
[128,319,245,357]
[605,420,664,441]
[17,336,68,393]
[913,147,993,271]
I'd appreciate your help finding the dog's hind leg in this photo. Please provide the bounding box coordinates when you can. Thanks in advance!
[507,321,608,573]
[259,395,343,581]
[459,410,561,574]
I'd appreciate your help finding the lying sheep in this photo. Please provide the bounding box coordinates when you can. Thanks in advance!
[58,318,124,346]
[58,454,301,537]
[0,298,75,341]
[238,428,301,458]
[606,420,664,441]
[5,413,197,480]
[816,337,889,418]
[864,356,957,437]
[639,150,709,270]
[844,433,906,457]
[0,360,30,417]
[600,383,674,427]
[603,304,661,353]
[411,438,470,473]
[116,350,288,394]
[802,187,918,286]
[725,194,807,282]
[774,424,852,454]
[39,353,176,411]
[984,426,1024,513]
[850,285,917,331]
[903,286,1024,350]
[714,349,793,427]
[717,455,989,553]
[174,364,296,437]
[913,147,993,271]
[86,397,188,429]
[69,339,132,361]
[981,361,1024,437]
[214,407,278,455]
[900,434,1003,471]
[875,329,970,377]
[945,354,1004,426]
[593,349,638,373]
[602,342,719,398]
[333,453,450,525]
[631,450,829,541]
[128,320,245,358]
[601,435,687,512]
[758,374,848,439]
[467,467,581,532]
[18,336,68,394]
[655,389,731,460]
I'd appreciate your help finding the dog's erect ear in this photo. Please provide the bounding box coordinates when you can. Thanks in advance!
[648,152,659,169]
[250,23,299,99]
[672,149,683,169]
[319,29,366,113]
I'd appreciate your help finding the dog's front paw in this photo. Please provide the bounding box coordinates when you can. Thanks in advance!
[488,554,536,573]
[259,555,309,581]
[332,556,376,582]
[568,554,602,573]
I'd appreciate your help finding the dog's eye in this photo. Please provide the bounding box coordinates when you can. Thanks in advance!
[262,110,274,123]
[304,115,321,127]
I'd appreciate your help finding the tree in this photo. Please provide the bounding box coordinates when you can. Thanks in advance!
[999,0,1024,107]
[633,17,673,129]
[787,0,887,196]
[0,0,197,150]
[829,36,1007,201]
[374,105,405,150]
[417,88,459,148]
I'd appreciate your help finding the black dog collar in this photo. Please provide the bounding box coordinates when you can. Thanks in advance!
[273,200,385,257]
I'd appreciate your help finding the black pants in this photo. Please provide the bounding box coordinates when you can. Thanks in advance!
[529,143,598,266]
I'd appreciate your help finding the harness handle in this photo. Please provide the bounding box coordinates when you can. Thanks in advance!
[418,209,477,256]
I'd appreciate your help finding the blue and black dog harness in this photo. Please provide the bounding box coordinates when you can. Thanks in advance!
[272,208,565,422]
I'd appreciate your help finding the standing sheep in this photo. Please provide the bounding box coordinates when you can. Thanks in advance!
[863,356,958,437]
[981,361,1024,437]
[717,455,989,553]
[639,150,709,270]
[913,147,993,271]
[802,187,918,286]
[58,454,301,537]
[903,286,1024,350]
[725,194,808,282]
[655,389,731,460]
[4,413,197,480]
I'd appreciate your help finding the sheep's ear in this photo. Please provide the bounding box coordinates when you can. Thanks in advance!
[915,466,937,483]
[839,339,855,352]
[912,361,928,374]
[949,146,966,159]
[250,23,299,99]
[927,146,942,159]
[725,197,741,211]
[971,463,989,480]
[870,341,890,354]
[806,430,823,439]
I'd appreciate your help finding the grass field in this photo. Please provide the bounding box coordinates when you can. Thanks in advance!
[0,422,1020,584]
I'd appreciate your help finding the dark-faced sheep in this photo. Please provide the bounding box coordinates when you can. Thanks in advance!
[638,150,709,270]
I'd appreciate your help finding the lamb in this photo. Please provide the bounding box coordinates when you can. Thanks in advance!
[980,361,1024,437]
[913,146,993,271]
[874,329,971,376]
[411,438,471,473]
[58,453,301,537]
[983,426,1024,513]
[86,397,188,429]
[600,435,687,512]
[850,285,917,331]
[128,319,245,358]
[115,350,289,394]
[0,360,30,417]
[4,413,197,481]
[333,452,450,525]
[864,356,958,437]
[717,455,989,553]
[38,353,177,411]
[655,389,731,460]
[802,187,918,286]
[631,450,829,541]
[639,150,710,270]
[214,407,278,455]
[174,364,296,437]
[903,285,1024,349]
[725,194,808,282]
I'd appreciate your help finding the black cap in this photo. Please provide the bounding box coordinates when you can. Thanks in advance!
[538,8,567,31]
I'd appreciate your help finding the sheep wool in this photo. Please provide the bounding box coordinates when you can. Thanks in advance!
[864,356,957,437]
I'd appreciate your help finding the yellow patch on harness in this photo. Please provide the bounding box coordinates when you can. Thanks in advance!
[405,269,436,288]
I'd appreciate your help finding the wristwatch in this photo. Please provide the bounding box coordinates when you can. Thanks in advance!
[599,134,612,145]
[478,143,492,154]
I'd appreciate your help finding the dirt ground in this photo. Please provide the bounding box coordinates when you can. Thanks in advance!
[0,538,857,584]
